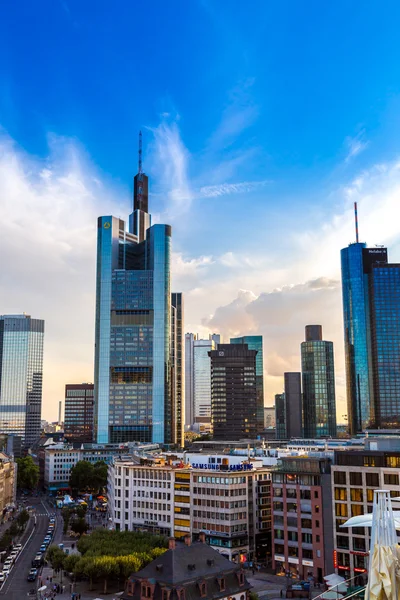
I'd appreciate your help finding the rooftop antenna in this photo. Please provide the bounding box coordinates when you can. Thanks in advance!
[354,202,359,243]
[138,130,143,175]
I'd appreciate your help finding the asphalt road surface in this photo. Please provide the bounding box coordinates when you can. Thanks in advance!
[0,497,52,600]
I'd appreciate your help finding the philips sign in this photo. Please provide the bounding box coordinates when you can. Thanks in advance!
[191,463,253,471]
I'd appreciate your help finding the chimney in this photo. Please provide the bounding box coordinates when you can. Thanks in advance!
[199,532,206,544]
[184,534,191,546]
[168,537,176,550]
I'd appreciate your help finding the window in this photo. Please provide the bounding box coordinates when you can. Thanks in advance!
[384,474,399,486]
[334,471,346,485]
[364,456,376,467]
[366,473,379,487]
[350,489,363,502]
[351,504,363,517]
[218,578,225,592]
[198,582,206,597]
[335,488,347,501]
[335,503,348,517]
[336,535,349,550]
[350,472,362,486]
[141,584,152,598]
[161,591,171,600]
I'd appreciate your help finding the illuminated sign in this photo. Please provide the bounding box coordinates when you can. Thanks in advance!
[191,463,253,471]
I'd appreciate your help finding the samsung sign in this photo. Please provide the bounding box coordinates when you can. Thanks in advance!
[191,463,253,471]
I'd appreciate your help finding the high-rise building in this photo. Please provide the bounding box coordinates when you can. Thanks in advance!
[231,336,264,432]
[209,343,258,440]
[341,240,388,433]
[275,393,286,439]
[94,136,177,445]
[301,325,337,438]
[264,406,276,429]
[284,372,302,438]
[64,383,94,443]
[171,293,184,447]
[0,314,44,448]
[184,334,219,430]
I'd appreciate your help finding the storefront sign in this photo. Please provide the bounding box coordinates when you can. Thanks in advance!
[191,463,253,471]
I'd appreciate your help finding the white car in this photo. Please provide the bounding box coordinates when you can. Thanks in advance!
[3,564,10,574]
[0,572,6,582]
[13,544,22,551]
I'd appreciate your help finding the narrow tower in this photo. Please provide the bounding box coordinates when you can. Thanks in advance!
[129,131,151,241]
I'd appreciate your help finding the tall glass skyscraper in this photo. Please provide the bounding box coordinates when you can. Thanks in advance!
[0,314,44,448]
[341,243,388,433]
[94,140,179,445]
[301,325,337,438]
[230,335,264,432]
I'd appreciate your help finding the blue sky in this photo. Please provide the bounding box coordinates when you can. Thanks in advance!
[1,0,400,419]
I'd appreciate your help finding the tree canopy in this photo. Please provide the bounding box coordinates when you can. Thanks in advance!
[16,456,39,490]
[69,460,108,493]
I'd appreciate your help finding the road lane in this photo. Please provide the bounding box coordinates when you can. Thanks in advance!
[1,497,51,600]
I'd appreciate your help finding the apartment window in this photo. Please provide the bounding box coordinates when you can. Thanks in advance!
[385,456,400,468]
[350,472,362,486]
[353,537,366,551]
[275,544,284,555]
[336,535,349,550]
[335,488,347,501]
[384,474,399,486]
[302,533,312,544]
[335,504,348,517]
[334,471,346,485]
[350,489,363,502]
[367,488,374,503]
[366,473,379,487]
[351,504,363,517]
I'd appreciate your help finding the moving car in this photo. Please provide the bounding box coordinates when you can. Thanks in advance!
[27,568,38,582]
[32,554,43,568]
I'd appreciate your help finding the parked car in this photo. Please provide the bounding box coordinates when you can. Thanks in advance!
[0,571,6,582]
[13,543,22,551]
[39,545,46,553]
[27,568,38,582]
[3,564,11,574]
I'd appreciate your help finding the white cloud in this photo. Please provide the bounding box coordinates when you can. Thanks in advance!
[345,129,369,163]
[199,179,270,198]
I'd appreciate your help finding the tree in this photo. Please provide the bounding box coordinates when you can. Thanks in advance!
[118,555,142,584]
[70,517,89,536]
[81,557,98,590]
[249,593,260,600]
[94,556,119,594]
[47,546,65,571]
[69,461,94,494]
[64,553,81,574]
[16,456,39,490]
[17,509,29,530]
[62,507,73,534]
[91,461,108,493]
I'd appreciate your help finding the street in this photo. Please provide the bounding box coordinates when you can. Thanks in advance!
[0,496,55,600]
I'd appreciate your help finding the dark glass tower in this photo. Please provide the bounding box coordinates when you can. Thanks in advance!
[275,393,286,439]
[171,293,184,447]
[369,263,400,428]
[230,335,264,432]
[0,314,44,448]
[209,343,258,440]
[301,325,337,438]
[284,372,302,438]
[94,137,175,445]
[341,243,388,433]
[64,383,94,443]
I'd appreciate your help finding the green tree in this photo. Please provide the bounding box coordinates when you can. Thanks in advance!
[62,507,73,534]
[81,557,98,590]
[64,553,81,574]
[17,509,29,530]
[47,546,65,571]
[75,505,87,519]
[70,517,89,536]
[118,554,142,584]
[91,461,108,493]
[16,456,39,490]
[250,593,260,600]
[69,461,94,494]
[94,556,119,594]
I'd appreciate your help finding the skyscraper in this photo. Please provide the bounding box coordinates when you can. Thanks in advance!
[301,325,337,438]
[230,335,264,432]
[184,333,196,427]
[184,334,218,430]
[64,383,94,443]
[94,135,177,445]
[275,393,286,439]
[341,239,390,433]
[0,314,44,448]
[284,372,302,438]
[209,343,258,440]
[171,293,184,447]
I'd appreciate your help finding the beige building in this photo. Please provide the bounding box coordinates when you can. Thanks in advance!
[0,453,16,512]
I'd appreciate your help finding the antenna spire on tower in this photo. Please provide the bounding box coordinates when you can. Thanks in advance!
[138,130,143,175]
[354,202,359,243]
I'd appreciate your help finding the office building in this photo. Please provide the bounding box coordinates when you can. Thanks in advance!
[123,535,251,600]
[331,439,400,581]
[301,325,337,438]
[284,372,302,438]
[272,456,333,581]
[264,406,275,429]
[0,314,44,448]
[209,344,258,441]
[94,135,180,445]
[109,452,273,562]
[275,394,286,439]
[231,336,264,432]
[0,453,16,514]
[171,293,184,447]
[64,383,94,443]
[185,334,219,430]
[341,240,388,433]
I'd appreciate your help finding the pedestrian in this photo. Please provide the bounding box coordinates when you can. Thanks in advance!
[62,585,65,593]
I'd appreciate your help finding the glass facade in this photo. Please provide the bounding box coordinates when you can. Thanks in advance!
[193,340,215,420]
[370,264,400,428]
[231,335,264,432]
[94,192,173,445]
[341,244,388,433]
[64,384,94,443]
[275,393,286,439]
[301,328,336,438]
[171,293,184,447]
[0,314,44,448]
